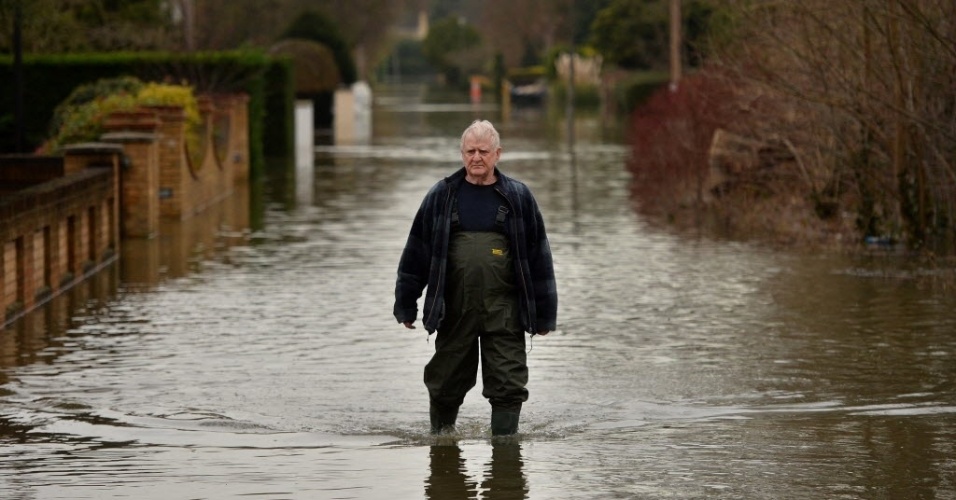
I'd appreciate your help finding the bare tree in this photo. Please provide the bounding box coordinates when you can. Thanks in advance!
[180,0,413,79]
[0,0,176,53]
[712,0,956,246]
[478,0,575,68]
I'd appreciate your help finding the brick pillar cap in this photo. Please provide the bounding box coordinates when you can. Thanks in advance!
[61,142,127,154]
[141,104,187,121]
[101,132,158,144]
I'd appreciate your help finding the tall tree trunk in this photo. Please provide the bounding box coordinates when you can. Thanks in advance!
[669,0,682,89]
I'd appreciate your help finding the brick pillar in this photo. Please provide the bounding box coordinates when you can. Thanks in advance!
[232,94,250,182]
[62,144,121,175]
[209,94,233,193]
[54,218,69,288]
[209,94,228,166]
[21,231,36,312]
[99,130,160,239]
[196,96,217,213]
[2,240,18,318]
[102,110,163,237]
[141,105,188,220]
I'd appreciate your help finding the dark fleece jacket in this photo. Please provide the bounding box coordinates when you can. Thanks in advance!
[394,167,557,334]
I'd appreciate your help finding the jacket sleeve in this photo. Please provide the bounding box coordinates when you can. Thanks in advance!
[525,192,558,331]
[393,191,434,324]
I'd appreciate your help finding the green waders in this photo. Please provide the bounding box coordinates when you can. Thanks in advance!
[425,231,528,435]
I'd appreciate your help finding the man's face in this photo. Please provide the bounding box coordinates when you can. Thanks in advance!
[460,133,501,184]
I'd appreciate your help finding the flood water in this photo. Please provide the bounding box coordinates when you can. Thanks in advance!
[2,84,955,499]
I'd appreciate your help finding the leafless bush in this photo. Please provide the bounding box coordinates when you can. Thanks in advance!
[710,0,956,249]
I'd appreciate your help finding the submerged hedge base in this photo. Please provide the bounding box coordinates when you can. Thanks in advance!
[0,51,295,180]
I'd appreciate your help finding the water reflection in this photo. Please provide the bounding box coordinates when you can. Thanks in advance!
[119,182,250,286]
[427,445,478,499]
[0,265,116,372]
[426,442,528,500]
[482,442,528,499]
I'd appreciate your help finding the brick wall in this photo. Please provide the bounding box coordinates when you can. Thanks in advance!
[127,95,250,222]
[0,92,249,327]
[0,166,117,326]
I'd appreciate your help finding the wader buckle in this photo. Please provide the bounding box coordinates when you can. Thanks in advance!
[496,206,509,225]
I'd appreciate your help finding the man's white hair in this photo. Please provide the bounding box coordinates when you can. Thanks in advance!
[460,119,500,150]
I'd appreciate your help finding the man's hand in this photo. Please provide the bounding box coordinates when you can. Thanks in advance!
[403,321,416,329]
[535,330,550,336]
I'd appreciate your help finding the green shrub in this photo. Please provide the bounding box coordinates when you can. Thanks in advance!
[45,93,139,152]
[48,75,144,134]
[45,76,143,152]
[137,81,201,127]
[281,11,357,85]
[618,71,670,113]
[136,81,204,167]
[44,77,202,157]
[550,82,602,108]
[0,51,289,179]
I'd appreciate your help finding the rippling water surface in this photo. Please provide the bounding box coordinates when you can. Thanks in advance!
[2,85,955,499]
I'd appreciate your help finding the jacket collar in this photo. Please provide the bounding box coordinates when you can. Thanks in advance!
[445,166,510,191]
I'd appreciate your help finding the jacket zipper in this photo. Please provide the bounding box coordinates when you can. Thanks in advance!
[425,185,453,329]
[496,186,534,332]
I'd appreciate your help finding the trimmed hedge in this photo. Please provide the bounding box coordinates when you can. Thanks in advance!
[262,57,295,159]
[618,71,671,114]
[0,51,296,180]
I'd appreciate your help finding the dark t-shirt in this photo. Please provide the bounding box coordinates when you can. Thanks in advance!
[456,180,505,233]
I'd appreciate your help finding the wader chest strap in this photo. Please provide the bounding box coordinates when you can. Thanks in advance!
[496,206,509,226]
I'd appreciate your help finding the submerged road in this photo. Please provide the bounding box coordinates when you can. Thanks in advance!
[1,84,955,499]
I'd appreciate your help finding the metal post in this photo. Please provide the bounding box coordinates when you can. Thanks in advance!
[566,48,575,149]
[566,3,576,149]
[13,0,25,152]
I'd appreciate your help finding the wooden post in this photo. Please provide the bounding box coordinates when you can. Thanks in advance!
[669,0,682,91]
[181,0,196,51]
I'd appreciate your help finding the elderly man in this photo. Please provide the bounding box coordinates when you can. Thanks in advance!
[394,119,557,436]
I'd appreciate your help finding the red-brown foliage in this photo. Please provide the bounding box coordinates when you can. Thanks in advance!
[626,68,861,248]
[627,69,742,216]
